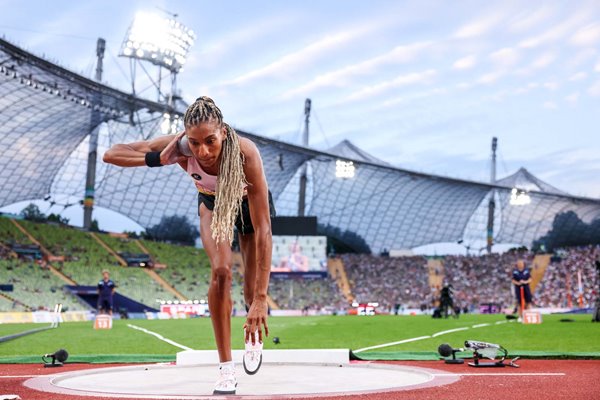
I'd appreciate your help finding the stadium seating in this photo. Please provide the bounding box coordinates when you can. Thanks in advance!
[343,254,432,312]
[441,251,533,311]
[534,245,599,308]
[140,239,212,301]
[57,261,164,307]
[0,259,81,311]
[11,221,166,307]
[96,233,144,255]
[268,277,345,311]
[0,216,33,245]
[0,295,28,312]
[1,218,598,314]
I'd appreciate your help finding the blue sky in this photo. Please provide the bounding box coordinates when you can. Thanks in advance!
[1,0,600,200]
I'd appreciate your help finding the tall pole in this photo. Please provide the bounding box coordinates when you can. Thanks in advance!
[298,98,311,216]
[486,137,497,253]
[302,98,311,148]
[83,38,105,230]
[490,137,497,184]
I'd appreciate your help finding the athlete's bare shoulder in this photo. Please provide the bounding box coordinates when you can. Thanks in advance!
[238,136,258,155]
[238,136,266,186]
[239,136,260,159]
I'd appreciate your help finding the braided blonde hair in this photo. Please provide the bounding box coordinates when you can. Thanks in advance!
[184,96,247,245]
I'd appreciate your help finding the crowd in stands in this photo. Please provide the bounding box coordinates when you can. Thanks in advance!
[442,250,534,312]
[534,245,599,308]
[268,277,345,312]
[342,254,432,311]
[342,247,598,312]
[1,216,599,314]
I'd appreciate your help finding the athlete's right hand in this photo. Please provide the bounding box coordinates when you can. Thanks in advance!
[160,131,189,165]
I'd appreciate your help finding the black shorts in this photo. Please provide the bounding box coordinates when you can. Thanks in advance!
[515,285,532,303]
[98,297,113,312]
[198,190,276,235]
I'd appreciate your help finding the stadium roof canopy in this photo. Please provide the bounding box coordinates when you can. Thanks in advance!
[496,167,567,196]
[1,37,599,253]
[325,139,390,166]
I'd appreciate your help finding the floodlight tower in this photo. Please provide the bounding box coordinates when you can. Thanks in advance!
[83,38,106,230]
[83,12,195,229]
[119,11,196,133]
[298,98,311,216]
[486,137,498,253]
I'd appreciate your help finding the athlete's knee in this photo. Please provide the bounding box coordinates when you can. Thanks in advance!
[211,264,232,285]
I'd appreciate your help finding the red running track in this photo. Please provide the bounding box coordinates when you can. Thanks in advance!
[0,360,599,400]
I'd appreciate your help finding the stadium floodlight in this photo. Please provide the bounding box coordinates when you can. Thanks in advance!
[160,112,182,134]
[336,160,355,179]
[119,12,195,73]
[510,188,531,206]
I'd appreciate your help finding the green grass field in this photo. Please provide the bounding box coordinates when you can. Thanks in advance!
[1,314,599,362]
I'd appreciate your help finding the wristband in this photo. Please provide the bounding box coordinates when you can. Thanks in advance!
[145,151,163,167]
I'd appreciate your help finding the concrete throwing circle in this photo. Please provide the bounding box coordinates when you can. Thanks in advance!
[25,362,459,399]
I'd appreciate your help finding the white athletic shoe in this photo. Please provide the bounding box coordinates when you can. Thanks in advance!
[213,364,237,395]
[243,329,263,375]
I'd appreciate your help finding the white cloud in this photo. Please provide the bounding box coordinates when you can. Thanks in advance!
[477,71,504,84]
[588,80,600,96]
[489,47,519,68]
[282,41,432,98]
[543,82,559,90]
[508,6,555,33]
[23,3,95,49]
[542,101,557,109]
[226,23,390,85]
[225,26,373,85]
[514,87,528,95]
[569,72,587,81]
[455,82,473,90]
[596,60,600,72]
[553,147,600,166]
[512,81,544,95]
[566,48,598,69]
[344,69,437,102]
[530,52,556,70]
[515,51,557,75]
[454,13,505,39]
[518,11,587,48]
[565,92,579,103]
[379,87,449,108]
[570,23,600,46]
[453,55,477,70]
[192,16,295,68]
[485,89,510,102]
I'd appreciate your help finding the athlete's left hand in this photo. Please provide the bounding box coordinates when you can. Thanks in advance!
[244,299,269,345]
[160,131,188,165]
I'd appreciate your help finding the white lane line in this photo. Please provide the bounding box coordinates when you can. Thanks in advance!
[127,324,193,351]
[354,336,431,353]
[432,373,566,376]
[431,327,470,337]
[354,320,509,353]
[352,321,514,353]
